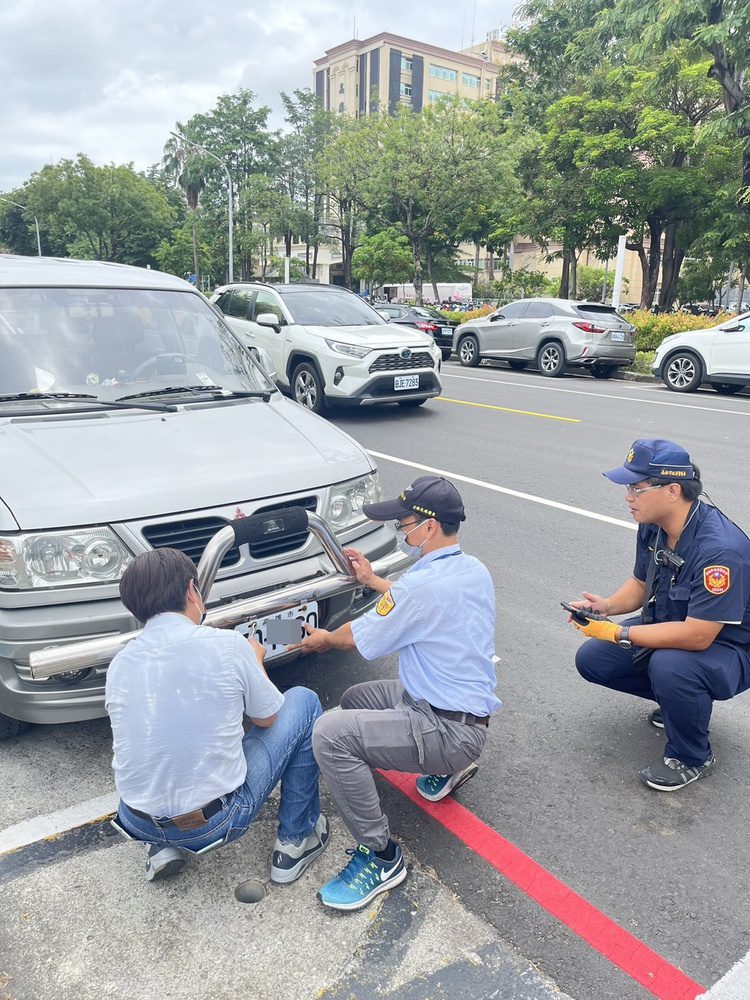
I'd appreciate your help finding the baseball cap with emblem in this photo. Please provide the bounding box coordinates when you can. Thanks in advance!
[363,475,466,522]
[603,439,696,485]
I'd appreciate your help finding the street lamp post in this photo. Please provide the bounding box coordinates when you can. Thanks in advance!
[0,196,42,256]
[169,132,234,282]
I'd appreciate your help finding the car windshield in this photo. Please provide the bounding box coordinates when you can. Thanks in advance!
[280,289,387,327]
[0,287,274,410]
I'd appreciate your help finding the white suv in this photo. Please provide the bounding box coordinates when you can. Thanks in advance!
[211,282,442,413]
[652,312,750,393]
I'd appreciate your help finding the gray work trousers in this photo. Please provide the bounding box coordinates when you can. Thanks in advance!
[312,679,487,852]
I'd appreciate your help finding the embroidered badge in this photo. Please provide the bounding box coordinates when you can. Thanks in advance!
[627,448,635,463]
[376,591,396,616]
[703,565,730,595]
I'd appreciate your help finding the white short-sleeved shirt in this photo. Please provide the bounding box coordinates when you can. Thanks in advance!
[351,544,500,717]
[105,613,284,816]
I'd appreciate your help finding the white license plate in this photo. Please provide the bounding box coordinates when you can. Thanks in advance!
[611,331,626,342]
[234,602,319,651]
[394,375,419,390]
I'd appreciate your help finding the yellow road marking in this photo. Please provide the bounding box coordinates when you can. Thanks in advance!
[437,396,581,423]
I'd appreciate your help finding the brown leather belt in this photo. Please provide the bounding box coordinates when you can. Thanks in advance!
[125,794,229,832]
[430,705,490,727]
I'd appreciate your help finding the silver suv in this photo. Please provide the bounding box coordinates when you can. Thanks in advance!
[454,298,636,378]
[0,256,408,741]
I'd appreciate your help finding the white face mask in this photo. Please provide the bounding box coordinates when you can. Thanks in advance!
[396,521,426,558]
[192,585,206,625]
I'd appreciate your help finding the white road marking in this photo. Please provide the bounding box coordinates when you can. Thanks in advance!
[697,950,750,999]
[0,790,118,856]
[368,451,637,531]
[441,370,750,416]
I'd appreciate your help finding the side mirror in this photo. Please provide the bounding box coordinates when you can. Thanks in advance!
[256,312,282,332]
[720,323,742,333]
[489,313,504,322]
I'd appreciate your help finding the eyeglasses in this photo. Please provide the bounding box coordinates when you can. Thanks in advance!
[625,484,665,497]
[395,518,425,533]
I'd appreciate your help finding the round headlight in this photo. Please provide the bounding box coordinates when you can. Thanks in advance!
[80,537,125,579]
[330,495,353,524]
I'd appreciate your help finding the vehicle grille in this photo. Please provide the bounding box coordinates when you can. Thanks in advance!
[142,497,317,566]
[369,351,435,373]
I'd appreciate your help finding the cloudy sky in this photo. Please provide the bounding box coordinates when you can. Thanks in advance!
[1,0,520,194]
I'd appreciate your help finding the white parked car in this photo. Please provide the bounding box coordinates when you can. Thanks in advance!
[652,312,750,393]
[211,282,442,413]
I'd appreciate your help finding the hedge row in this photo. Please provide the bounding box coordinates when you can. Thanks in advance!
[629,311,731,351]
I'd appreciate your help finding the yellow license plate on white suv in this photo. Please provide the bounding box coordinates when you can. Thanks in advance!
[394,375,419,390]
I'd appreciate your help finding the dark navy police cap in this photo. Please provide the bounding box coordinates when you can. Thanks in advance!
[363,475,466,522]
[603,439,696,485]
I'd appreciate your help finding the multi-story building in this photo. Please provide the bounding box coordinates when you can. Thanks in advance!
[313,31,514,117]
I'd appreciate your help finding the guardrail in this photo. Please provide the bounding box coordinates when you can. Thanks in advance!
[29,509,411,680]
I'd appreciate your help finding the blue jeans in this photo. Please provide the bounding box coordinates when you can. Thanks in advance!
[117,686,322,852]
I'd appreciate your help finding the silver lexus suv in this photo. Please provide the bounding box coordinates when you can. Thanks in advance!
[454,298,636,378]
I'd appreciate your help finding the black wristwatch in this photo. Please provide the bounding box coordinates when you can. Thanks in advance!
[617,625,633,649]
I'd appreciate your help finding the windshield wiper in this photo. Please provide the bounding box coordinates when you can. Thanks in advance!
[0,391,176,413]
[116,385,272,403]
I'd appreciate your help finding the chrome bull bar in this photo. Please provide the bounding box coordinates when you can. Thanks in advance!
[29,510,411,680]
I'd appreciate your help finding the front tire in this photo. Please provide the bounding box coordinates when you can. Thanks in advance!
[441,349,452,362]
[663,351,703,393]
[709,382,742,395]
[536,341,566,377]
[458,335,481,367]
[591,364,617,380]
[292,362,327,414]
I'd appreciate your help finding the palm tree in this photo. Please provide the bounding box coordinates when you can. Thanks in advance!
[163,126,207,286]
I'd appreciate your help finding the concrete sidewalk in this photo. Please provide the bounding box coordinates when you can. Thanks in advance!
[0,797,571,1000]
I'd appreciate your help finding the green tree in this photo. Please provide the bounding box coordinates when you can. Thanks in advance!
[351,229,414,293]
[20,155,173,264]
[154,223,216,287]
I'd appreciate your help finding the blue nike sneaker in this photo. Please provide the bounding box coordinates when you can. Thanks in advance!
[317,843,406,911]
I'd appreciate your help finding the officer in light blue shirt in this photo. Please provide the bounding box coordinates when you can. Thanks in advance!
[295,475,499,912]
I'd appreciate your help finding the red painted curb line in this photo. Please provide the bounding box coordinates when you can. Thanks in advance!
[379,769,705,1000]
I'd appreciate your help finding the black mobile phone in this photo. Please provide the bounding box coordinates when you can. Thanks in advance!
[560,601,594,626]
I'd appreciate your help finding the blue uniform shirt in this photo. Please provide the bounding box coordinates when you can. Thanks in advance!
[351,544,500,717]
[633,501,750,647]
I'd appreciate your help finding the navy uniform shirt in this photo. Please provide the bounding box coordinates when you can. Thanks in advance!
[633,502,750,647]
[350,544,500,717]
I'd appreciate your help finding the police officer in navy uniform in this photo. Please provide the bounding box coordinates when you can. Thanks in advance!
[293,475,499,910]
[571,440,750,791]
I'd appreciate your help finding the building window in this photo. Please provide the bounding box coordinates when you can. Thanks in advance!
[401,56,413,72]
[339,82,345,94]
[429,64,457,82]
[400,82,412,97]
[428,89,449,102]
[462,72,480,87]
[338,101,345,113]
[486,79,493,91]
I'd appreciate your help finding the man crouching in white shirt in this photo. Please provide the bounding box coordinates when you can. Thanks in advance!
[105,547,328,883]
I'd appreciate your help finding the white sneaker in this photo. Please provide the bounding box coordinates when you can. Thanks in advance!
[145,844,187,882]
[270,814,330,884]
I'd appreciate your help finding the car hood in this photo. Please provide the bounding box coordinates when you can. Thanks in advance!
[0,397,372,529]
[302,324,434,350]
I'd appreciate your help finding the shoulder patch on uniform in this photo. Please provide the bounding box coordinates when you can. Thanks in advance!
[703,565,730,595]
[376,590,396,617]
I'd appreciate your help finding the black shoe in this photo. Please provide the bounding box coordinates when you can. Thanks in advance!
[648,708,664,729]
[639,754,715,792]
